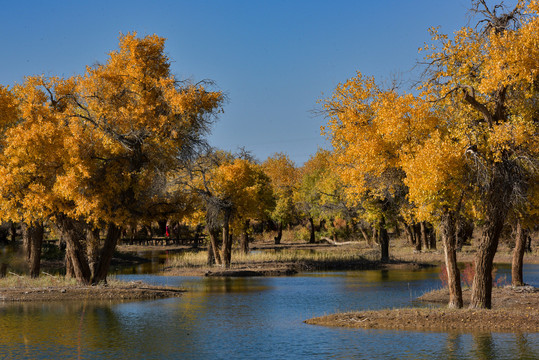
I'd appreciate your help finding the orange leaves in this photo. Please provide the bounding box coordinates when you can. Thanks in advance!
[197,157,275,230]
[0,33,224,227]
[402,132,466,221]
[322,73,439,206]
[0,86,19,131]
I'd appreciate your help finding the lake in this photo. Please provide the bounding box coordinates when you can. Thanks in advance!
[0,262,537,359]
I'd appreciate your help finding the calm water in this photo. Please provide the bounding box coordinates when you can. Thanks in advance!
[0,263,538,359]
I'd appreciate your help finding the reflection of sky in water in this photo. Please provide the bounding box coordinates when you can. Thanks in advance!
[0,265,538,359]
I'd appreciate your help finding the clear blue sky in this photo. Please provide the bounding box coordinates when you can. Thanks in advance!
[1,0,512,165]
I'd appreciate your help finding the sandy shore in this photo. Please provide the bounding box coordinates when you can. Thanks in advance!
[306,286,539,332]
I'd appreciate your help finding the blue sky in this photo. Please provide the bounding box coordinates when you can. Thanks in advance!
[0,0,510,165]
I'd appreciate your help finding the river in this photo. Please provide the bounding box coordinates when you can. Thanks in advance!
[0,261,537,359]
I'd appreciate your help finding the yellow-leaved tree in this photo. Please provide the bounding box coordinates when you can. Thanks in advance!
[262,153,299,244]
[322,73,437,262]
[420,0,539,308]
[0,33,223,283]
[180,150,274,267]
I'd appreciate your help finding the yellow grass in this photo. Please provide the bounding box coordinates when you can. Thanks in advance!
[0,274,125,288]
[165,246,378,269]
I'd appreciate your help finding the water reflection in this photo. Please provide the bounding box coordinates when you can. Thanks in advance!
[473,333,496,360]
[516,333,539,360]
[0,265,537,359]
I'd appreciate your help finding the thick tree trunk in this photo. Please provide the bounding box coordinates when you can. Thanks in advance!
[274,221,283,245]
[470,167,511,309]
[56,215,92,284]
[440,210,463,309]
[221,210,232,268]
[378,218,389,263]
[511,220,527,287]
[91,223,121,284]
[240,220,250,254]
[308,217,315,244]
[22,222,44,278]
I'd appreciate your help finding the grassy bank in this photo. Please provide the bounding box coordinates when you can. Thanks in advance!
[160,242,433,276]
[0,275,184,302]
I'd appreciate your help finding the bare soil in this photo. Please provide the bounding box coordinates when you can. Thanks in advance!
[306,286,539,332]
[0,281,184,302]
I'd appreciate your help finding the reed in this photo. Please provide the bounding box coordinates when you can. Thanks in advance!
[165,247,376,269]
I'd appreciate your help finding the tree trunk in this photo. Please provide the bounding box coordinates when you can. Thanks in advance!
[308,217,315,244]
[240,220,250,254]
[9,222,17,243]
[22,222,44,278]
[56,215,92,284]
[404,224,414,246]
[207,226,222,265]
[511,219,527,287]
[371,226,378,246]
[157,220,167,237]
[414,223,422,252]
[456,216,474,251]
[420,222,428,250]
[91,223,121,284]
[429,224,437,250]
[394,221,401,238]
[86,227,101,280]
[470,166,511,309]
[470,224,507,309]
[221,210,232,268]
[440,210,463,309]
[65,251,74,278]
[274,221,283,245]
[207,241,215,266]
[378,218,389,263]
[358,225,370,243]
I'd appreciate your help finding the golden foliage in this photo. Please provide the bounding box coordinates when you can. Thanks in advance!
[0,33,223,227]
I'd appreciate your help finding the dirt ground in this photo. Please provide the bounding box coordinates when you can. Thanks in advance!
[306,286,539,332]
[0,281,184,302]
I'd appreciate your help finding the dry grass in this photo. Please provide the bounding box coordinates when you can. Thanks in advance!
[0,274,126,289]
[164,245,378,269]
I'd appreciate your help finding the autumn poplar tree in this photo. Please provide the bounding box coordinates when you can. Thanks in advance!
[262,153,299,244]
[0,86,46,278]
[0,33,223,283]
[180,151,274,267]
[421,0,539,308]
[322,74,429,262]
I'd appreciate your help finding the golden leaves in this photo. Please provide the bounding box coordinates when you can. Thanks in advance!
[0,33,224,227]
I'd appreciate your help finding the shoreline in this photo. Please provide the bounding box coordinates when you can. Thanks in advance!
[305,286,539,333]
[0,279,184,302]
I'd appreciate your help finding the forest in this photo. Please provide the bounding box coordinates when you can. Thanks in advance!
[0,0,537,318]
